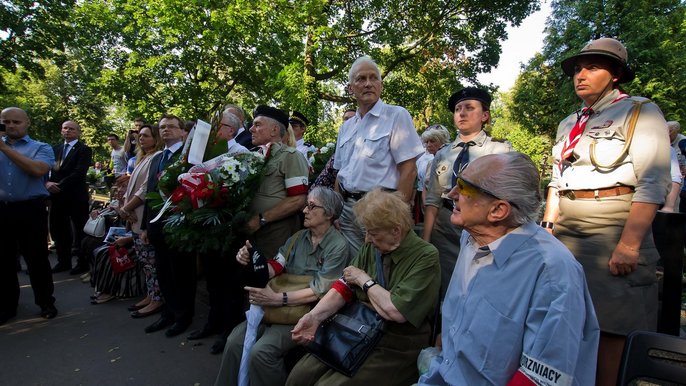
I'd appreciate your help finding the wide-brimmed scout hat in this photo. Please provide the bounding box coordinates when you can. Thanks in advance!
[560,37,635,83]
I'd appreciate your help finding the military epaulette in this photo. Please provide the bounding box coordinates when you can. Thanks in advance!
[304,142,312,147]
[491,138,507,143]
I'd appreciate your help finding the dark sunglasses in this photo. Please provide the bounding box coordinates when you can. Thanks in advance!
[456,177,519,209]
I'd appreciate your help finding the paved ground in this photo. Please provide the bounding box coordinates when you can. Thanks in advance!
[0,253,222,386]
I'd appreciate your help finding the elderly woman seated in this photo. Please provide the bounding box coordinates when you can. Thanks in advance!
[214,186,349,386]
[286,188,440,386]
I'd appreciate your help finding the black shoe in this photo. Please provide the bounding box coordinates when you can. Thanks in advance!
[165,320,192,337]
[0,311,17,325]
[187,324,219,340]
[51,263,71,273]
[144,316,174,334]
[69,265,88,275]
[40,304,58,319]
[210,337,226,355]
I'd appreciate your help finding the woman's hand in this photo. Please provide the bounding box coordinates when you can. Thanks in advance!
[291,312,322,345]
[90,209,100,219]
[342,265,372,288]
[608,242,639,276]
[236,240,252,266]
[245,285,280,306]
[113,236,133,247]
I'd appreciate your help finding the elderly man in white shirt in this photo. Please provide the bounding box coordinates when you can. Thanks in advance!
[216,109,249,156]
[334,56,424,256]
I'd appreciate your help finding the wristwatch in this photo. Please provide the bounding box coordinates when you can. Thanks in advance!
[362,279,377,293]
[259,213,267,228]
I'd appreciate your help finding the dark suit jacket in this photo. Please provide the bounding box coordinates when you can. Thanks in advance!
[141,148,181,241]
[49,140,93,203]
[235,128,255,150]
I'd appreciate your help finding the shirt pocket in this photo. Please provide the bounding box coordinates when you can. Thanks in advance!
[360,131,390,159]
[435,162,453,191]
[585,127,625,164]
[456,299,521,375]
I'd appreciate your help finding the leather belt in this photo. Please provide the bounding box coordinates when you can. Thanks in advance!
[340,189,366,201]
[442,198,454,210]
[560,186,634,200]
[0,197,47,207]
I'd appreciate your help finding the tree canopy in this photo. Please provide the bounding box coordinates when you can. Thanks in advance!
[1,0,539,147]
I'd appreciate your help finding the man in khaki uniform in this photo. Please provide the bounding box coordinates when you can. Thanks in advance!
[244,105,309,259]
[423,87,512,297]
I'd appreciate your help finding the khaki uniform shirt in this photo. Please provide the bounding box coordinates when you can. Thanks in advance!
[550,89,670,204]
[425,130,512,208]
[276,227,349,297]
[251,142,309,214]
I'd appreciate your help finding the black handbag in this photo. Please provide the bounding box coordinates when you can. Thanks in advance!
[305,250,387,377]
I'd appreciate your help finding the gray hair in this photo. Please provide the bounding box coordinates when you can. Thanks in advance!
[667,121,681,132]
[348,56,381,84]
[223,104,245,123]
[421,124,451,145]
[261,116,287,138]
[309,186,344,221]
[477,152,541,226]
[221,111,241,131]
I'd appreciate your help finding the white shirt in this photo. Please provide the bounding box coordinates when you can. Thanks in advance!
[334,99,423,192]
[62,139,79,158]
[415,151,434,191]
[227,138,249,155]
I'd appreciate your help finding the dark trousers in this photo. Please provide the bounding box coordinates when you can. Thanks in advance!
[150,234,196,323]
[0,199,55,313]
[49,196,89,267]
[201,250,246,333]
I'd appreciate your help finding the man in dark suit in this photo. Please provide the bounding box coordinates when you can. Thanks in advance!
[224,104,254,150]
[140,114,196,337]
[47,120,93,274]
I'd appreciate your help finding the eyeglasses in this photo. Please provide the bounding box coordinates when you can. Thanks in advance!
[305,202,325,211]
[456,177,519,209]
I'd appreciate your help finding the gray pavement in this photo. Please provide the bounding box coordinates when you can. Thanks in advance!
[0,253,222,386]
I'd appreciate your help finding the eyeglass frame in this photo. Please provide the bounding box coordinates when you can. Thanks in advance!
[304,202,325,211]
[456,176,519,209]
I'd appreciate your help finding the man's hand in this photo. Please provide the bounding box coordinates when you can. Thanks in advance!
[245,215,260,234]
[291,312,322,345]
[608,242,639,276]
[45,181,61,194]
[140,230,149,245]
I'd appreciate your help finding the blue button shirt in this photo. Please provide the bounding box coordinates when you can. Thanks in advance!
[0,135,55,202]
[419,222,599,386]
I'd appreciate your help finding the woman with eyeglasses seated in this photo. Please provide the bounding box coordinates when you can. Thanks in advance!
[214,186,349,386]
[286,188,440,386]
[422,87,512,299]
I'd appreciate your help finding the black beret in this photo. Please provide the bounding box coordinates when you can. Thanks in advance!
[253,105,289,128]
[447,87,492,112]
[289,111,309,126]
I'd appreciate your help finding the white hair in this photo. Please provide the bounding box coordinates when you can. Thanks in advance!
[348,56,381,84]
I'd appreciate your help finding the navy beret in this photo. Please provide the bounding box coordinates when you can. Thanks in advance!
[447,87,491,112]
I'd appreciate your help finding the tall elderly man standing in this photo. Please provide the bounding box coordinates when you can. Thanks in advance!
[334,56,424,256]
[244,106,309,259]
[419,152,599,386]
[0,107,58,324]
[47,120,93,274]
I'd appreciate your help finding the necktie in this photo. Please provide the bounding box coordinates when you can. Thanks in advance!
[451,141,475,187]
[158,149,172,173]
[59,143,69,167]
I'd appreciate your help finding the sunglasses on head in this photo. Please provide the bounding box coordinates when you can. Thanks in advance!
[456,176,519,209]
